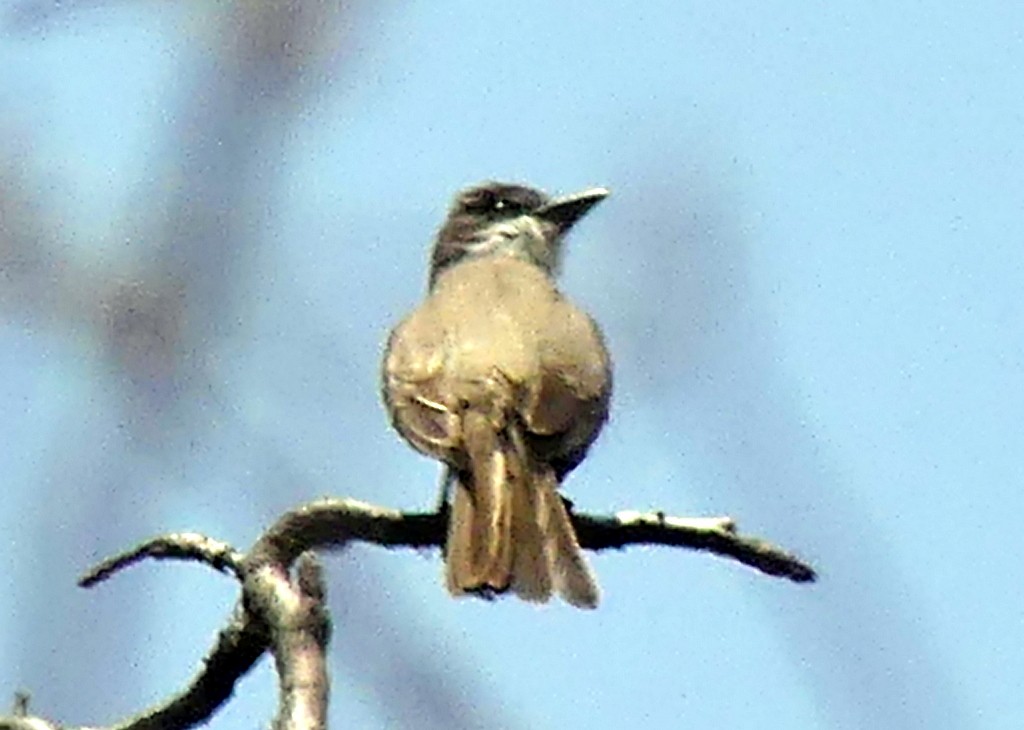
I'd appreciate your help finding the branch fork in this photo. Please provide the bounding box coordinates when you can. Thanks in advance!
[5,498,815,730]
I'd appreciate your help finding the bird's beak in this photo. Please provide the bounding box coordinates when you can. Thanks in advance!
[534,187,610,233]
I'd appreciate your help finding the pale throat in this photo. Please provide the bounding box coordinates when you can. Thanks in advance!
[463,216,561,274]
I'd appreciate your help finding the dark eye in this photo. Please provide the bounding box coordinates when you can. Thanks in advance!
[461,190,527,216]
[493,198,524,214]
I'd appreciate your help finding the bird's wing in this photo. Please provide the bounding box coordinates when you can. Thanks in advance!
[518,300,612,474]
[382,305,462,459]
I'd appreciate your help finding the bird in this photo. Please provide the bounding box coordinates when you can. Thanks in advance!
[382,181,612,608]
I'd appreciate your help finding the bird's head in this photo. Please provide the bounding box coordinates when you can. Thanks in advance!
[429,182,609,287]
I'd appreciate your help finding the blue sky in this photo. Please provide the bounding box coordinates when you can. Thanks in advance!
[2,2,1021,728]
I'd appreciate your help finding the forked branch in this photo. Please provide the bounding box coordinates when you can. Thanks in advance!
[5,498,815,730]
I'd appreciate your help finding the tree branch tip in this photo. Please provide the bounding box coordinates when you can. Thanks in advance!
[12,692,29,717]
[790,563,818,583]
[78,532,244,588]
[0,695,57,730]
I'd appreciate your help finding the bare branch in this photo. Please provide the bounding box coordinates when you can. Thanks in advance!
[0,712,70,730]
[108,604,269,730]
[575,510,817,582]
[6,498,814,730]
[4,614,268,730]
[244,497,816,583]
[79,533,245,588]
[245,498,440,568]
[244,554,330,730]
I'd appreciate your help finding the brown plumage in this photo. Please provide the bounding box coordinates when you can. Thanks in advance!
[382,182,611,608]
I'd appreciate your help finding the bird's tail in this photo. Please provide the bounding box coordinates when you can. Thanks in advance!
[445,410,599,608]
